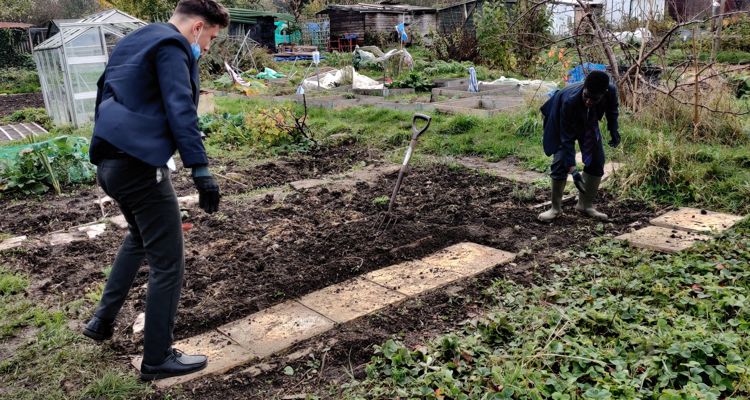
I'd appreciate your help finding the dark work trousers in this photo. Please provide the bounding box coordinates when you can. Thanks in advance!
[550,137,606,181]
[94,158,184,365]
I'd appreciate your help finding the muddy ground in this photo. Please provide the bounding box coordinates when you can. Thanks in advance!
[0,142,657,399]
[0,93,45,117]
[0,139,371,237]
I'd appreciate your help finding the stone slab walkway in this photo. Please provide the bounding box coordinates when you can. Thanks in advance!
[131,242,516,388]
[616,207,744,253]
[0,122,47,142]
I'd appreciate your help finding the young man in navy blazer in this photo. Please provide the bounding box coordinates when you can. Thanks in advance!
[538,71,621,222]
[83,0,229,381]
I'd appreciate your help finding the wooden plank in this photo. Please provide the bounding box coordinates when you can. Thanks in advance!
[9,124,25,139]
[31,122,48,133]
[0,126,12,140]
[19,123,36,136]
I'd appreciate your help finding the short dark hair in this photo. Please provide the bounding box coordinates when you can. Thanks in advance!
[584,70,610,95]
[175,0,230,28]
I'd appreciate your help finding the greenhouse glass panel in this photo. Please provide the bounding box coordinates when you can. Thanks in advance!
[32,9,146,127]
[73,98,96,126]
[62,26,106,58]
[69,62,105,96]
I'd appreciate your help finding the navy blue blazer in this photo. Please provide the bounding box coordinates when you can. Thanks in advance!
[91,23,207,168]
[540,82,619,168]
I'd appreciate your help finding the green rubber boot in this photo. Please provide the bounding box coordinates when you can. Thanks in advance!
[538,179,567,222]
[575,172,608,220]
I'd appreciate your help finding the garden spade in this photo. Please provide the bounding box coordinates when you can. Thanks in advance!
[377,113,432,233]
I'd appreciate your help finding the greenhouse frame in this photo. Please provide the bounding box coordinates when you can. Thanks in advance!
[33,10,146,127]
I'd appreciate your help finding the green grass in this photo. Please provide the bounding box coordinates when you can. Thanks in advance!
[343,219,750,399]
[0,267,27,296]
[0,267,152,399]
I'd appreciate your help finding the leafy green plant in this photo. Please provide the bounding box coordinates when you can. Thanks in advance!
[0,136,95,196]
[390,71,433,92]
[2,107,52,130]
[372,195,389,207]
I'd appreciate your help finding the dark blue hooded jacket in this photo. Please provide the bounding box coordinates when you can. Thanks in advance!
[90,23,206,168]
[540,82,619,168]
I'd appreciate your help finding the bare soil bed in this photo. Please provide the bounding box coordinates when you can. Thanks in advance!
[0,93,45,117]
[0,142,656,398]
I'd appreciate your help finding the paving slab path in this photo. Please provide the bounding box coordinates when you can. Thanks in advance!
[616,207,745,253]
[131,242,516,388]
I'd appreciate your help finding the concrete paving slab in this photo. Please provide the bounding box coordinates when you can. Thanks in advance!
[109,214,129,229]
[0,236,27,251]
[364,260,464,296]
[78,223,107,239]
[342,164,401,182]
[616,225,711,253]
[650,208,744,233]
[132,330,254,388]
[45,231,89,246]
[290,178,331,191]
[298,277,407,324]
[420,242,516,276]
[217,301,335,358]
[178,195,199,208]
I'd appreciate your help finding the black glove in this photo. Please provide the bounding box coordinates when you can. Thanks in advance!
[193,175,220,214]
[608,131,621,148]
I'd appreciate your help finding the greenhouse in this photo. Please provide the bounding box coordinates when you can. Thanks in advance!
[33,10,146,127]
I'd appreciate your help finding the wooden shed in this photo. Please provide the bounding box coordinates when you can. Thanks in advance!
[317,3,437,47]
[436,0,482,34]
[227,8,294,50]
[667,0,743,21]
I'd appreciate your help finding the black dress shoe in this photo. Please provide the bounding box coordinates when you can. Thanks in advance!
[140,348,208,381]
[82,316,114,341]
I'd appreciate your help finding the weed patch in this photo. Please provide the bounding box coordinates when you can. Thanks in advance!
[345,220,750,399]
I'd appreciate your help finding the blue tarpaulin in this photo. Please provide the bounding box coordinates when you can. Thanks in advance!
[567,63,607,84]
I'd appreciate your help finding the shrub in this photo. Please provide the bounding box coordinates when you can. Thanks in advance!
[0,68,40,94]
[720,14,750,52]
[0,136,95,196]
[426,28,479,63]
[438,115,479,136]
[475,2,514,70]
[203,106,313,153]
[0,30,34,69]
[2,108,51,129]
[639,90,746,145]
[715,50,750,64]
[390,71,433,92]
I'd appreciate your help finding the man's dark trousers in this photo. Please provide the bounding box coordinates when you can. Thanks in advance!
[549,139,605,181]
[94,158,184,365]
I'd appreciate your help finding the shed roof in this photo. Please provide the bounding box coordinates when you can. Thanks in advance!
[0,22,33,29]
[320,3,436,14]
[34,9,146,51]
[228,8,295,23]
